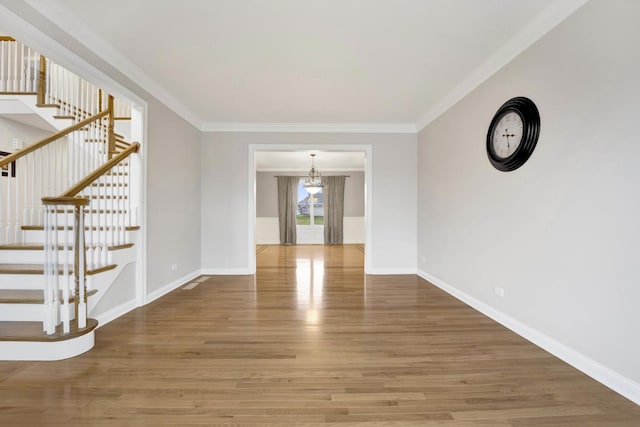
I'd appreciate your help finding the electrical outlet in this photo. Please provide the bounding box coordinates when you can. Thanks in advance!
[171,264,177,271]
[12,138,23,150]
[494,285,505,298]
[421,256,426,264]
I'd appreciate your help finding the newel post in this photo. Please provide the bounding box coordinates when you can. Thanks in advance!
[107,95,116,159]
[42,196,90,332]
[74,199,88,328]
[37,55,46,105]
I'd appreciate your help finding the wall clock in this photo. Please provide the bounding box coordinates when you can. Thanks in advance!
[486,96,540,172]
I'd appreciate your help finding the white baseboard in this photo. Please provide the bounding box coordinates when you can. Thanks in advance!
[367,268,417,275]
[146,270,202,304]
[200,268,253,275]
[417,269,640,406]
[94,299,138,328]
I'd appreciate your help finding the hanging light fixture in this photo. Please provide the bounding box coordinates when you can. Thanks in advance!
[303,153,326,195]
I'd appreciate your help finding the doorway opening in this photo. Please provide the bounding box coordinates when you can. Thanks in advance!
[248,145,373,274]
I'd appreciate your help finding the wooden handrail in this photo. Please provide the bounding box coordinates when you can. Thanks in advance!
[0,36,15,41]
[61,142,140,197]
[0,109,109,168]
[42,196,90,206]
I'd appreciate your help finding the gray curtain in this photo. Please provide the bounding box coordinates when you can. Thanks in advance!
[324,176,346,245]
[277,176,298,245]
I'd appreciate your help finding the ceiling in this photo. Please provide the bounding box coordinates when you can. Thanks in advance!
[17,0,586,131]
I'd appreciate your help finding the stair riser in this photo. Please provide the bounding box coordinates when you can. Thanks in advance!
[44,212,132,223]
[0,303,43,321]
[0,273,99,290]
[24,229,135,245]
[0,250,50,264]
[0,274,45,289]
[0,303,75,322]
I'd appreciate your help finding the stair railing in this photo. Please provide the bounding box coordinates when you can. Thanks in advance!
[1,36,131,124]
[61,142,140,268]
[0,36,39,93]
[41,143,139,333]
[0,110,110,245]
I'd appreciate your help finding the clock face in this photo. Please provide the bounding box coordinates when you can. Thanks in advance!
[486,97,540,172]
[491,111,524,159]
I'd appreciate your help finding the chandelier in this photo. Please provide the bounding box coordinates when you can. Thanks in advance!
[303,154,326,195]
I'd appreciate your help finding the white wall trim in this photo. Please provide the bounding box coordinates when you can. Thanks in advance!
[257,167,365,172]
[417,269,640,406]
[95,299,137,328]
[203,122,416,134]
[368,268,417,275]
[255,240,280,245]
[146,269,201,305]
[416,0,589,131]
[201,269,253,275]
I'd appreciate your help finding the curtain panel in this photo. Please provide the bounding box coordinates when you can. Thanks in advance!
[276,176,298,245]
[324,175,346,245]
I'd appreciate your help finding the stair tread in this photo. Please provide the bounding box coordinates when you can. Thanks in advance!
[22,225,139,231]
[0,318,98,342]
[0,289,98,304]
[0,91,37,95]
[0,242,134,251]
[0,263,117,275]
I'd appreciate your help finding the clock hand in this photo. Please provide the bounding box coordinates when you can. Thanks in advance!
[502,128,515,149]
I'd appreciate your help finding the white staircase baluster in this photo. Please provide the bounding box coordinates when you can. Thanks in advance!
[77,202,87,329]
[61,205,70,333]
[1,40,5,91]
[18,43,24,92]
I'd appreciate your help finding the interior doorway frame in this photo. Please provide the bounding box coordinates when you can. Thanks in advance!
[248,144,373,274]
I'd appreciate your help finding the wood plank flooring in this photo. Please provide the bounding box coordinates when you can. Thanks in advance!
[0,244,638,426]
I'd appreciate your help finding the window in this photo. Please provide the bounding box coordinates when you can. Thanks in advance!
[296,179,324,226]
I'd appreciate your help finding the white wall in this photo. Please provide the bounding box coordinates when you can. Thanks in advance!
[146,98,202,293]
[0,117,51,151]
[417,0,640,400]
[201,132,416,274]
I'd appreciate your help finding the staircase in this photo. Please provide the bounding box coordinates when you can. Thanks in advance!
[0,36,140,360]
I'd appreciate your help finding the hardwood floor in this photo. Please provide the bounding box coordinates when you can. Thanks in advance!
[0,244,638,426]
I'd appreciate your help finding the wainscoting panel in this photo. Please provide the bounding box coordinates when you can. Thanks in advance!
[256,217,365,245]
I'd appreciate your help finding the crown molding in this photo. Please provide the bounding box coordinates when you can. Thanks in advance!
[201,122,417,133]
[416,0,589,132]
[22,0,203,130]
[256,167,365,173]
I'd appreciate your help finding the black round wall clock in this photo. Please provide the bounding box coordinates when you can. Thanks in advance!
[486,96,540,172]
